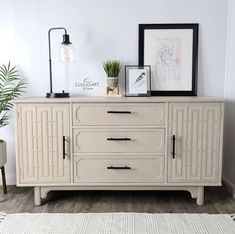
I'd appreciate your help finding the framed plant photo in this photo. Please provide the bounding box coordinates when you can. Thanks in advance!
[139,24,198,96]
[125,65,151,97]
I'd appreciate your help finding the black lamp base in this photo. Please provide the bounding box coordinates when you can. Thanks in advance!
[46,92,70,98]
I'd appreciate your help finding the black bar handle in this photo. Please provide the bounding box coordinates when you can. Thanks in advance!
[63,136,66,159]
[107,166,131,170]
[107,137,131,141]
[172,135,176,159]
[107,111,131,114]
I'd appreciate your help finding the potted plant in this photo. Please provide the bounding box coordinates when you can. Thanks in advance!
[102,60,121,88]
[0,62,26,193]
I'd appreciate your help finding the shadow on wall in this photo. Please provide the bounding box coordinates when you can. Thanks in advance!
[223,99,235,193]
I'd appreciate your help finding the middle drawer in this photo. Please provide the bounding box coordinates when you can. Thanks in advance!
[73,129,165,153]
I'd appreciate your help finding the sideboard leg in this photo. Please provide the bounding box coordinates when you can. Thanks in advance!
[34,186,42,206]
[196,186,204,206]
[1,166,7,194]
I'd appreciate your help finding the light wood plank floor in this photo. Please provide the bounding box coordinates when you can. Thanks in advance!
[0,185,234,214]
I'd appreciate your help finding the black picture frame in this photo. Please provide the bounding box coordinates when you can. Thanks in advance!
[125,65,151,97]
[139,24,198,96]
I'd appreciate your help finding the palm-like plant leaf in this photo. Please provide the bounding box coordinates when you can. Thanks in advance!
[0,62,26,129]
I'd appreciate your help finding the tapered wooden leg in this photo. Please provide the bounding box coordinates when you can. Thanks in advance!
[197,186,204,205]
[34,187,42,206]
[1,166,7,194]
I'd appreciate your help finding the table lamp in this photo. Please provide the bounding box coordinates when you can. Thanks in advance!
[46,27,74,98]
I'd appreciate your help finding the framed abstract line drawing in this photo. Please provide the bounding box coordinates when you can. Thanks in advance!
[125,65,151,97]
[139,24,198,96]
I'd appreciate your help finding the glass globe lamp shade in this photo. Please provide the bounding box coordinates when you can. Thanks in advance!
[60,43,75,62]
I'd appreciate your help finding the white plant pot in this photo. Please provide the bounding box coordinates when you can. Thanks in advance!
[106,77,119,88]
[0,141,7,167]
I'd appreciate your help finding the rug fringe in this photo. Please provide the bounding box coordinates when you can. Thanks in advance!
[230,214,235,221]
[0,212,7,223]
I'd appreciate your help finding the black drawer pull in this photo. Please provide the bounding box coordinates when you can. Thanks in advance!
[107,137,131,141]
[63,136,66,159]
[107,111,131,114]
[107,166,131,170]
[172,135,176,159]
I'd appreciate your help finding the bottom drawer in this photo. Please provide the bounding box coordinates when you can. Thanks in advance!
[74,156,165,183]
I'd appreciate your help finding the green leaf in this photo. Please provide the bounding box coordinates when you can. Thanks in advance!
[0,62,26,128]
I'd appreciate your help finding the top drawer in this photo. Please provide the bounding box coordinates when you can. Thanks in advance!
[72,103,166,126]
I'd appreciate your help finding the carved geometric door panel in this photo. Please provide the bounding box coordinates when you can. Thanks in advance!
[168,103,222,183]
[51,105,70,182]
[167,104,188,182]
[17,104,70,184]
[17,105,37,183]
[36,105,53,182]
[201,104,221,181]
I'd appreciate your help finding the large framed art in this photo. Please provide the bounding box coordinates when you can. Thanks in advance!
[139,24,198,96]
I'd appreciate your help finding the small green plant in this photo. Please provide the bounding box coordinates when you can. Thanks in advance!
[0,62,26,133]
[102,60,121,77]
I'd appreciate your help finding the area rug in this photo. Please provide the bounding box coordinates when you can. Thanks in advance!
[0,212,235,234]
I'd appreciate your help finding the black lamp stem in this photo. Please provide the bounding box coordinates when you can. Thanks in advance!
[49,59,53,93]
[47,27,70,98]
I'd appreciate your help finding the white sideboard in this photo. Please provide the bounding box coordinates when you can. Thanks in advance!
[13,96,224,205]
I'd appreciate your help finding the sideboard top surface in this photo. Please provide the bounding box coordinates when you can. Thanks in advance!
[13,96,224,104]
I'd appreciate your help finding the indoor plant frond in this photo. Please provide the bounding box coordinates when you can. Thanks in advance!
[0,62,26,132]
[102,60,121,77]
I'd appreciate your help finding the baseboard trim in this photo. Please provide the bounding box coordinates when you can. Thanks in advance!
[223,176,235,198]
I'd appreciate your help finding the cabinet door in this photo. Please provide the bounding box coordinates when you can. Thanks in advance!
[17,104,70,184]
[167,103,222,183]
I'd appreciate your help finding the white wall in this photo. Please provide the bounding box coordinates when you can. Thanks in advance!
[0,0,229,184]
[223,0,235,196]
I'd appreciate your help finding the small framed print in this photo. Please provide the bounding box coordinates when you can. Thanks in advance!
[125,65,151,97]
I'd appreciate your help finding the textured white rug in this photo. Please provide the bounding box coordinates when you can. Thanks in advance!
[0,212,235,234]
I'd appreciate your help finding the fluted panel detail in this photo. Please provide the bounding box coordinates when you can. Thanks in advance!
[187,105,203,181]
[52,106,70,181]
[37,106,52,181]
[19,106,38,182]
[201,104,220,181]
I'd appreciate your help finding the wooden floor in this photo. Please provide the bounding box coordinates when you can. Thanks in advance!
[0,185,235,214]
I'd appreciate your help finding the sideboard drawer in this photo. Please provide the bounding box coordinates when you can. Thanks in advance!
[74,157,165,183]
[73,129,165,153]
[72,103,165,126]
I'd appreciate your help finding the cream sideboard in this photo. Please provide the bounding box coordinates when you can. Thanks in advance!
[13,96,224,205]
